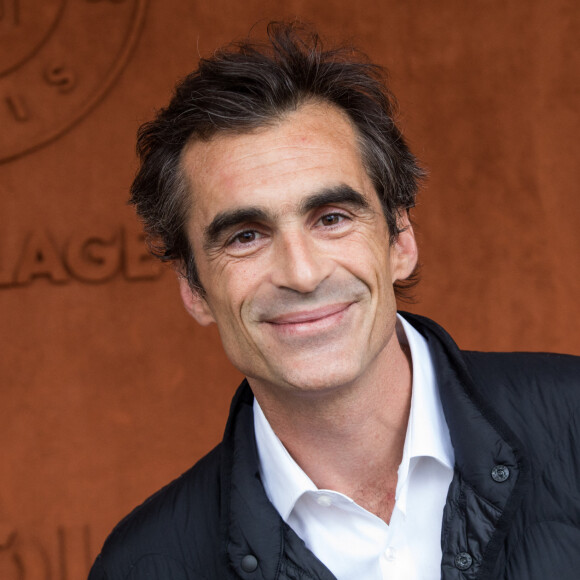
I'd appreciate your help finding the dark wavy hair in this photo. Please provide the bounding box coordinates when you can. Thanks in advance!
[130,21,424,299]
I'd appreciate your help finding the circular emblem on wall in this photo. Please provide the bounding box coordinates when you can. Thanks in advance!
[0,0,147,163]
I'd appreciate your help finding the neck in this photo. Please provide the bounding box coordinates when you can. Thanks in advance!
[251,321,412,522]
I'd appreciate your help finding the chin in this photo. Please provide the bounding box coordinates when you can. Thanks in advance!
[275,361,364,396]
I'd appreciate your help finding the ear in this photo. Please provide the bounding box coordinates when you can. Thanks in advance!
[178,275,216,326]
[390,212,418,283]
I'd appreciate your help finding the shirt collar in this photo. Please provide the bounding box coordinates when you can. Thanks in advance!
[254,399,317,520]
[395,315,455,507]
[254,313,454,522]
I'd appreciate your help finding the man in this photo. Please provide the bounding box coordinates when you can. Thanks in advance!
[89,22,580,580]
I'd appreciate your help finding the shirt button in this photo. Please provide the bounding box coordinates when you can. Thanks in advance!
[454,552,473,571]
[316,494,333,507]
[241,554,258,572]
[385,546,397,561]
[491,464,510,483]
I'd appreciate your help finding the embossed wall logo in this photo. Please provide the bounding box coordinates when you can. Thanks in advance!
[0,0,147,163]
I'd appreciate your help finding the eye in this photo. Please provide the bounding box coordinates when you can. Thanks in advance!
[319,213,347,227]
[232,230,259,244]
[225,229,266,255]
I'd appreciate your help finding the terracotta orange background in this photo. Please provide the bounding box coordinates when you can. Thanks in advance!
[1,1,578,577]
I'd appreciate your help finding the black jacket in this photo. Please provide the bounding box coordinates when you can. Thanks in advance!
[89,314,580,579]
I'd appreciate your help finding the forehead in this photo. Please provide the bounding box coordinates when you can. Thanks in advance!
[180,103,374,219]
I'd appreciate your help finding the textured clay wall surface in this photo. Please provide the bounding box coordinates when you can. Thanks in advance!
[0,1,578,577]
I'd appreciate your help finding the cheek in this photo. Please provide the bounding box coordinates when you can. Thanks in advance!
[209,271,257,332]
[340,236,391,282]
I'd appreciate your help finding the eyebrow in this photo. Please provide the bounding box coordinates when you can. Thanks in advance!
[203,184,372,249]
[299,184,371,214]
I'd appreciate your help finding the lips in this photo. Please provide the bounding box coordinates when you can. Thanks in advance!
[264,303,353,326]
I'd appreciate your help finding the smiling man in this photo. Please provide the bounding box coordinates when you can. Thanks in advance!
[89,22,580,580]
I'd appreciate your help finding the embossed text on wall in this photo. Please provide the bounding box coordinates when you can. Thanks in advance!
[0,226,164,289]
[0,0,147,163]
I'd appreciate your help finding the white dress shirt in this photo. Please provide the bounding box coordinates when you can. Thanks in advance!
[253,314,455,579]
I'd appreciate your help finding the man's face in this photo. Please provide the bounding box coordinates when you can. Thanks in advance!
[179,103,417,403]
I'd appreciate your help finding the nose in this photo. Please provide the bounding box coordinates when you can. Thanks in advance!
[270,231,332,293]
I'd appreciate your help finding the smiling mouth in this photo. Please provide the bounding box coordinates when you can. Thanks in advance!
[265,303,353,327]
